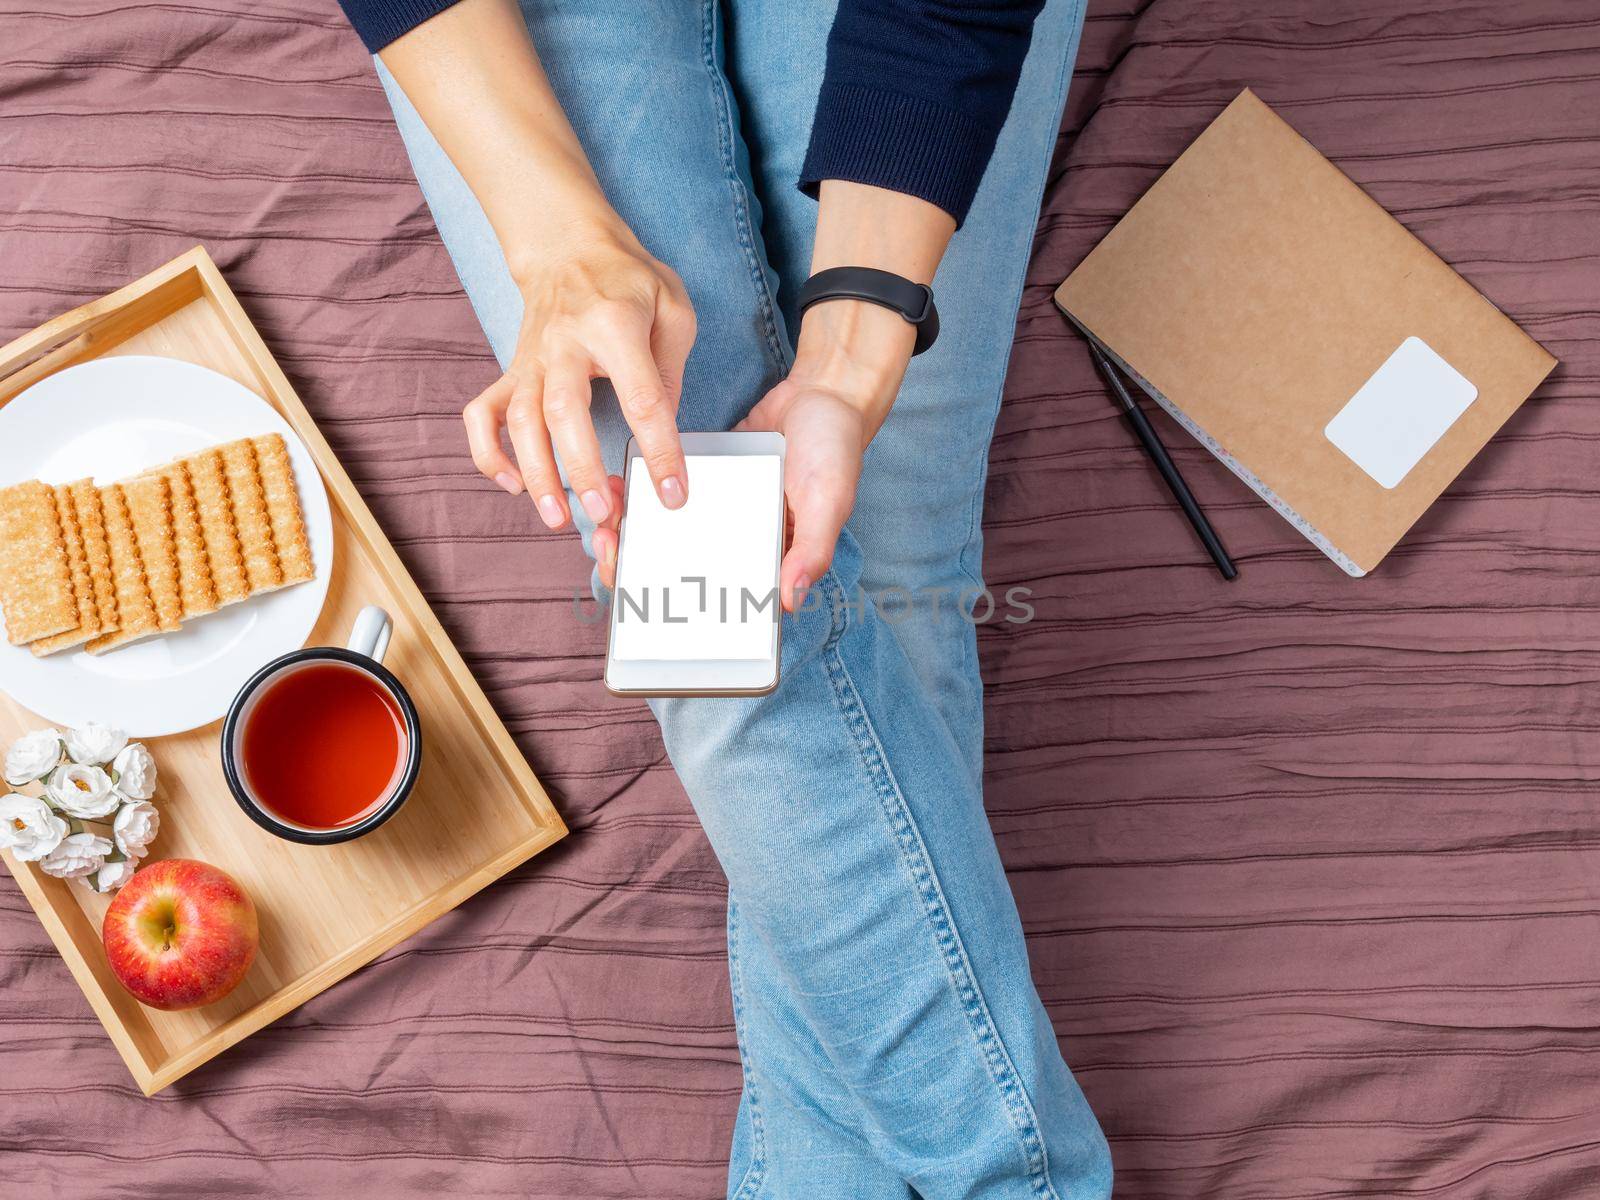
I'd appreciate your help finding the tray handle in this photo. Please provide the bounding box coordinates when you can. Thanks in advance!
[0,248,208,402]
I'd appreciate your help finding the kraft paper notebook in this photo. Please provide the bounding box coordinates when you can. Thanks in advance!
[1055,89,1557,575]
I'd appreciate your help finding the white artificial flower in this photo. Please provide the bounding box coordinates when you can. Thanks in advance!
[5,729,63,786]
[0,792,69,862]
[113,800,160,858]
[86,855,141,892]
[64,723,127,767]
[47,763,119,819]
[38,831,112,880]
[111,742,157,801]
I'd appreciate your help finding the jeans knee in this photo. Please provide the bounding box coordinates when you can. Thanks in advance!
[1074,1118,1114,1200]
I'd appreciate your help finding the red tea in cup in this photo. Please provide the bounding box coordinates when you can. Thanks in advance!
[224,606,420,844]
[240,662,408,830]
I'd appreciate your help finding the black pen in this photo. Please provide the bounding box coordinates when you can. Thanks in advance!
[1086,339,1238,581]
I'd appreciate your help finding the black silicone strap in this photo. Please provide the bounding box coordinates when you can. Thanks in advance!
[796,266,940,355]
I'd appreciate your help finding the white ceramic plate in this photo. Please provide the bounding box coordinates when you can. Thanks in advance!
[0,356,333,736]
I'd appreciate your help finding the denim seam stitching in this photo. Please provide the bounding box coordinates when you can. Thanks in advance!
[726,897,769,1200]
[955,0,1086,599]
[816,573,1060,1199]
[699,0,789,378]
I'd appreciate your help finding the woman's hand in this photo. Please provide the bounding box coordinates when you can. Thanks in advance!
[379,0,695,580]
[463,222,697,578]
[738,298,914,611]
[740,181,955,611]
[381,5,959,610]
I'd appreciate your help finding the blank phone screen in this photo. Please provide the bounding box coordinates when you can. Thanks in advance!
[610,454,782,662]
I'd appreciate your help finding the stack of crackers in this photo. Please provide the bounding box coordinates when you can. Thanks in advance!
[0,434,314,656]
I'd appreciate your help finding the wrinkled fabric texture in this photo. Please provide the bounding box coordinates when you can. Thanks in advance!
[1,2,1597,1199]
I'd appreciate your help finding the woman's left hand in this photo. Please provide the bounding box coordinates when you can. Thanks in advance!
[737,297,916,611]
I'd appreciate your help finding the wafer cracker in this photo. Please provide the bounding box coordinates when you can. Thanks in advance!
[122,474,182,633]
[71,479,117,635]
[144,461,217,617]
[86,484,159,654]
[0,480,75,645]
[251,434,314,585]
[186,448,250,605]
[217,438,282,594]
[30,484,102,656]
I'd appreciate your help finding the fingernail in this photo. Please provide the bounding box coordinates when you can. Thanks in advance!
[660,475,686,509]
[602,537,617,567]
[580,489,610,522]
[536,494,566,529]
[793,575,810,604]
[495,471,522,495]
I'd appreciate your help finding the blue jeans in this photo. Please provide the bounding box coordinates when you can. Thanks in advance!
[376,1,1108,1195]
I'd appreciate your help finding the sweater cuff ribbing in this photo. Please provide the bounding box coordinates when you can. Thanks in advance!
[798,80,999,229]
[341,0,465,53]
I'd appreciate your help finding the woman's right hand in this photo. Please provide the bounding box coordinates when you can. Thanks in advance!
[379,1,695,585]
[464,220,697,584]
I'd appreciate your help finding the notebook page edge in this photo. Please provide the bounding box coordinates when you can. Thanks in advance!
[1059,310,1367,577]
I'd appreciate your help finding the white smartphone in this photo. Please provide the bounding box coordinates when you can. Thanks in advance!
[604,432,786,697]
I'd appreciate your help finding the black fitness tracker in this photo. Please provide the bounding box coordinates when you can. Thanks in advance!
[796,266,940,355]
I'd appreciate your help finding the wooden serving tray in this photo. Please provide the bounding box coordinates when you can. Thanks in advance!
[0,247,567,1094]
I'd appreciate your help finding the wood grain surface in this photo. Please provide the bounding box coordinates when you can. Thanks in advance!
[0,251,567,1094]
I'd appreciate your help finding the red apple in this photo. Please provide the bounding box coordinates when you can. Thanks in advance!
[102,859,258,1010]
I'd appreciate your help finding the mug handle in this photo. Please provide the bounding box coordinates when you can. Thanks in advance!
[348,605,393,664]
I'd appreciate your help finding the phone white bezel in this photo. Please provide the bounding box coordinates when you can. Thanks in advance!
[604,431,786,697]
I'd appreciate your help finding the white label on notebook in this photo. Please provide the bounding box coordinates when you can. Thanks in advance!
[1324,337,1477,489]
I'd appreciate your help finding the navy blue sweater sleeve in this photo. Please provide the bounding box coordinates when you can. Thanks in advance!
[337,0,460,57]
[337,0,1044,227]
[798,0,1046,227]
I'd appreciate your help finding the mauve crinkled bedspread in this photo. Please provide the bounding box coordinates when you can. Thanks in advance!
[3,2,1598,1196]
